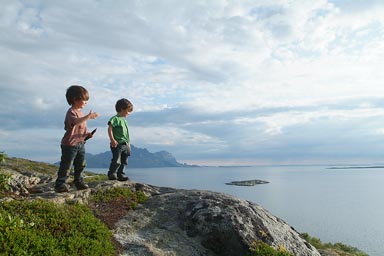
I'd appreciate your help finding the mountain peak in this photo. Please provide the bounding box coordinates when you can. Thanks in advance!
[85,145,193,168]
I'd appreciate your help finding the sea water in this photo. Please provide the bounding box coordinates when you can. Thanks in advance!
[88,165,384,255]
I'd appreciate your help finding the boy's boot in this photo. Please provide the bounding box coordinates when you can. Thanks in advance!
[117,174,129,181]
[108,171,117,180]
[74,180,89,190]
[54,182,69,193]
[117,170,129,181]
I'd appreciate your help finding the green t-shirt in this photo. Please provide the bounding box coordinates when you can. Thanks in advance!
[109,115,130,143]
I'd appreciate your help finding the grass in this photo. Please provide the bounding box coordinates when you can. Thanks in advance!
[1,156,57,175]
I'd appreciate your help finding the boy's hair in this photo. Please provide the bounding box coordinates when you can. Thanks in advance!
[115,98,133,112]
[66,85,89,105]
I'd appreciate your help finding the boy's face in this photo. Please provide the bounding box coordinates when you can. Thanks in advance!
[73,99,87,109]
[119,108,131,117]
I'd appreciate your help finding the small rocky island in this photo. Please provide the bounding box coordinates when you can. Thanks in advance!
[226,179,269,186]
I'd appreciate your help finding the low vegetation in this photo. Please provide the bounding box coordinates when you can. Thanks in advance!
[0,187,148,255]
[248,241,293,256]
[0,173,11,198]
[0,200,116,255]
[0,151,6,163]
[301,233,368,256]
[0,153,149,255]
[0,155,57,175]
[89,187,148,229]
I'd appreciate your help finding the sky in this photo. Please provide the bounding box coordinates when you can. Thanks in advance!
[2,0,384,166]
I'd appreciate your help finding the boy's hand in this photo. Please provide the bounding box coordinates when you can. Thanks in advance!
[110,140,118,148]
[84,128,97,141]
[88,110,99,119]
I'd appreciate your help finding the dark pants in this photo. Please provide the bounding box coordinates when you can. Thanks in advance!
[109,143,130,177]
[55,142,86,185]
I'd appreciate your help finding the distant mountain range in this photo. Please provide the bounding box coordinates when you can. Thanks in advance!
[77,145,196,168]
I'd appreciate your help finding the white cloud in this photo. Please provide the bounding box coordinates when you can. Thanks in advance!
[132,125,226,147]
[2,0,384,165]
[257,107,384,136]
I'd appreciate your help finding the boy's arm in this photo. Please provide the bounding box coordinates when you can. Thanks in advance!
[72,110,99,126]
[108,124,118,148]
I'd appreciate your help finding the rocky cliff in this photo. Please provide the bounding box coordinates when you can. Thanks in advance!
[113,188,320,256]
[1,159,320,256]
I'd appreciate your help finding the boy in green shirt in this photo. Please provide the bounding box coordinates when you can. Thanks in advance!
[107,98,133,181]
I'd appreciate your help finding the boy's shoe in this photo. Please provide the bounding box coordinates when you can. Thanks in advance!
[108,173,117,180]
[74,181,89,190]
[117,175,129,182]
[54,183,69,193]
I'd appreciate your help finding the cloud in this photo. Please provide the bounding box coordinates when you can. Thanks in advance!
[2,1,384,165]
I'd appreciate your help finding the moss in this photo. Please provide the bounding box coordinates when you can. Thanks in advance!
[88,187,148,229]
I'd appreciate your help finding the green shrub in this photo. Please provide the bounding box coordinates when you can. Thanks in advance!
[0,200,116,256]
[301,233,368,256]
[248,241,293,256]
[301,233,323,248]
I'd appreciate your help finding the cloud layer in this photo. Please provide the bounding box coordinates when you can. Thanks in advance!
[1,0,384,165]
